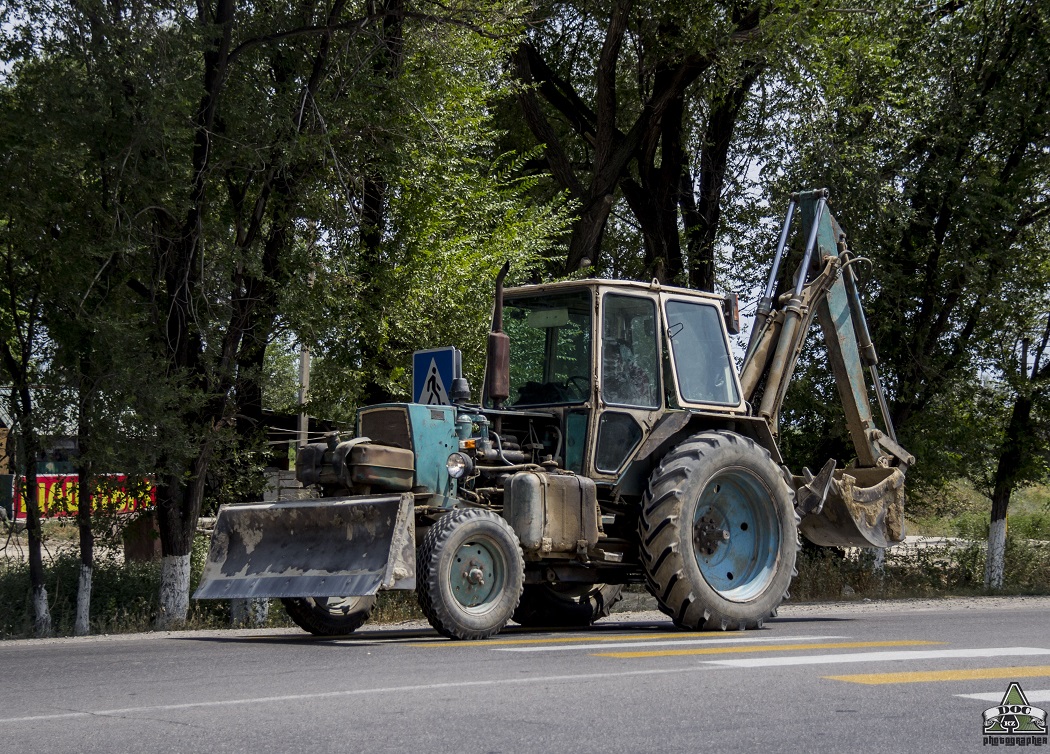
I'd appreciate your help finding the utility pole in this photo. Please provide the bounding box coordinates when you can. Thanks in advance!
[297,270,316,449]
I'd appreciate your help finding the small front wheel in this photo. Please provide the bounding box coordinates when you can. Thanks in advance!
[417,508,525,640]
[281,596,375,636]
[513,583,623,627]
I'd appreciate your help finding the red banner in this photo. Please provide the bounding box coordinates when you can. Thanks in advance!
[12,475,155,520]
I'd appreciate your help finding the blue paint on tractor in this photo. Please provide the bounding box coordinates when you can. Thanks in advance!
[693,468,780,602]
[358,403,459,503]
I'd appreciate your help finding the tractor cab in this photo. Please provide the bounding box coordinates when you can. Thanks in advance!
[491,280,745,485]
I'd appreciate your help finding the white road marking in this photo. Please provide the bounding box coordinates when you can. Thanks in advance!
[494,634,848,653]
[705,647,1050,668]
[957,690,1050,703]
[0,666,727,725]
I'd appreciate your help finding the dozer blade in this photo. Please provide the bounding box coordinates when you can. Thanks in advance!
[797,467,906,549]
[193,492,415,600]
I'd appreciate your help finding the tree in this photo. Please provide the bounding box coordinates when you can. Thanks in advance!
[508,0,806,286]
[3,0,564,628]
[0,64,80,636]
[762,0,1050,495]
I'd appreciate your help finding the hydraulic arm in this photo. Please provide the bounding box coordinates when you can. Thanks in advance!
[740,189,914,548]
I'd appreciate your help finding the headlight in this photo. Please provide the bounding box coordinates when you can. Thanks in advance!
[446,452,474,480]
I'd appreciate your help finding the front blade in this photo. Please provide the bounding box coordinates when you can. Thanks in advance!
[193,493,415,600]
[798,467,905,549]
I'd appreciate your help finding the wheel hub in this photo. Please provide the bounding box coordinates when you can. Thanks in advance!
[464,560,486,586]
[691,468,781,601]
[451,540,502,609]
[693,516,730,555]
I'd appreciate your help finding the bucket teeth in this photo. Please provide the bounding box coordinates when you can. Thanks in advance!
[797,467,906,549]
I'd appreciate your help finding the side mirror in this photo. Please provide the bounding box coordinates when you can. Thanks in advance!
[722,293,741,335]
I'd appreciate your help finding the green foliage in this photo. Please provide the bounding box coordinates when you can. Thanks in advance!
[0,533,230,639]
[792,538,1050,602]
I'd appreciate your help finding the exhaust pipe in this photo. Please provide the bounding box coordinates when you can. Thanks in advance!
[484,262,511,408]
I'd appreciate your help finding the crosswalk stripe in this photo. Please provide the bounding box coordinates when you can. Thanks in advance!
[826,665,1050,685]
[595,640,940,659]
[705,647,1050,668]
[958,689,1050,703]
[495,635,848,653]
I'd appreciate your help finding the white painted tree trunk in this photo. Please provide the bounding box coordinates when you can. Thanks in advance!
[157,554,191,628]
[231,598,270,627]
[75,565,92,636]
[33,585,52,637]
[984,517,1007,589]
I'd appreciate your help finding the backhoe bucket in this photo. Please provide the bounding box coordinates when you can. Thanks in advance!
[193,493,416,600]
[798,467,906,549]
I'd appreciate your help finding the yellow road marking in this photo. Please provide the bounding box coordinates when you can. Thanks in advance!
[826,665,1050,685]
[595,640,943,658]
[408,632,729,648]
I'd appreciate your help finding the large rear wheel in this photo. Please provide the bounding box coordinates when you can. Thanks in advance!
[280,596,375,636]
[512,583,623,628]
[639,430,797,630]
[417,508,525,640]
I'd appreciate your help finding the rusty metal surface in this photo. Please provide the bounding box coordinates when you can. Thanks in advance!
[798,468,906,548]
[349,444,415,491]
[504,471,599,555]
[193,493,416,600]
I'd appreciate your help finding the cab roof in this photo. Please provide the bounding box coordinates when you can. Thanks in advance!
[504,278,727,304]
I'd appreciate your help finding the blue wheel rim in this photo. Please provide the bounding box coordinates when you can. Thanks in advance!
[449,535,506,612]
[692,467,780,601]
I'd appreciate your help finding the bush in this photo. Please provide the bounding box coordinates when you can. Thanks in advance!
[791,536,1050,602]
[0,533,232,639]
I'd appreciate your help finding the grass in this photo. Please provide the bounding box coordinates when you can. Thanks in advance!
[0,520,426,639]
[790,479,1050,601]
[790,538,1050,602]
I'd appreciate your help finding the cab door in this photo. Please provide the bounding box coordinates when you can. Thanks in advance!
[589,291,664,481]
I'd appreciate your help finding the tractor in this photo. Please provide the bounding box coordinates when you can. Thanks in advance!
[195,189,913,639]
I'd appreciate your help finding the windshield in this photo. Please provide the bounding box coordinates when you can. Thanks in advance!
[503,290,592,406]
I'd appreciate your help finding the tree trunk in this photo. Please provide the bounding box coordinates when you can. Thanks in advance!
[155,448,211,628]
[231,598,270,627]
[75,358,94,636]
[684,63,762,292]
[75,455,94,637]
[984,393,1032,589]
[159,553,191,627]
[19,424,51,637]
[985,517,1006,590]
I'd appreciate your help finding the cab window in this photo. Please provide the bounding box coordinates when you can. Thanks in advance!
[601,294,660,409]
[665,300,739,405]
[503,290,592,406]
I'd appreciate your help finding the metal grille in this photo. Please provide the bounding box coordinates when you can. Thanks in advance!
[360,407,412,449]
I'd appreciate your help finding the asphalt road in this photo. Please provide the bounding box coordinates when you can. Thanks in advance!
[2,596,1049,754]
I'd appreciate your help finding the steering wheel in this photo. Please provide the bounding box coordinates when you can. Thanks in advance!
[562,375,590,399]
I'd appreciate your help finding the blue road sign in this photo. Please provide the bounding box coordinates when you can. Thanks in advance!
[413,347,459,405]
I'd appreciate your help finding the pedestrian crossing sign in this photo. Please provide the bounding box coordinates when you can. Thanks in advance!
[413,347,460,405]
